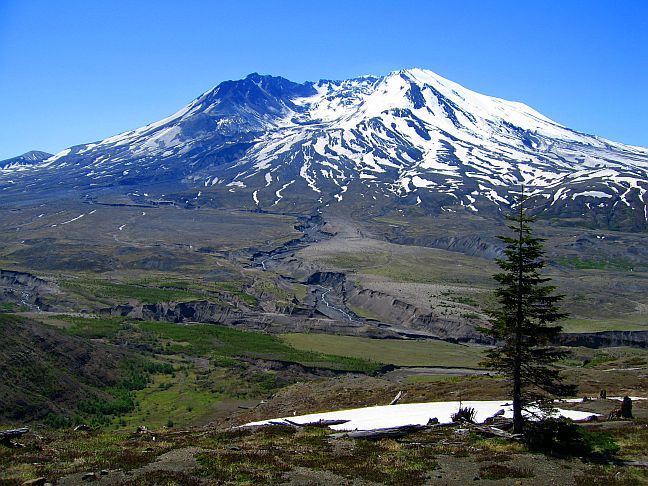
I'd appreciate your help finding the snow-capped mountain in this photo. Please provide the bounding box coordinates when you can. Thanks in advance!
[0,150,52,170]
[2,69,647,229]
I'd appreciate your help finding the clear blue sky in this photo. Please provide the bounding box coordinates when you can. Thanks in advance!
[1,0,647,159]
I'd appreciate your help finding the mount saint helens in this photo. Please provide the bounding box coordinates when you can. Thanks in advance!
[2,68,648,230]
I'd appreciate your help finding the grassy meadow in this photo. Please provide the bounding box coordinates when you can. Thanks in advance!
[281,333,486,368]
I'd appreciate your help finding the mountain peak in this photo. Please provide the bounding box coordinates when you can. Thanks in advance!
[1,69,647,230]
[20,150,53,161]
[0,150,53,169]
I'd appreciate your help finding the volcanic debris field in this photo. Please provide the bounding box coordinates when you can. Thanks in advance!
[0,197,647,485]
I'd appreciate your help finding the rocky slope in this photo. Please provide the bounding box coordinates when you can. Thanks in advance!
[0,314,128,421]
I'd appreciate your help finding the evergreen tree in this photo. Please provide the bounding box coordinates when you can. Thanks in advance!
[480,189,575,434]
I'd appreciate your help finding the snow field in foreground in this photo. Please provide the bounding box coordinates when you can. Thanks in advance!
[243,400,599,431]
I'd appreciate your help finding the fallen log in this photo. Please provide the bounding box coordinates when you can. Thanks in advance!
[274,418,351,428]
[483,410,513,430]
[0,427,29,448]
[267,420,295,427]
[483,409,505,424]
[300,419,350,427]
[330,424,428,440]
[614,460,648,468]
[0,427,29,442]
[389,391,403,405]
[486,418,514,430]
[462,421,523,441]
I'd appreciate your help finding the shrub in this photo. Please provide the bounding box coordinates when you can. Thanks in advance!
[525,418,619,457]
[525,418,584,456]
[451,406,476,423]
[580,429,620,456]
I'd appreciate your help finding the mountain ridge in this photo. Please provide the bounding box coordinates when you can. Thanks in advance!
[2,68,647,230]
[0,150,53,169]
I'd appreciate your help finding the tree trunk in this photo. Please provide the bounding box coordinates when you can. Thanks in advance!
[513,201,524,434]
[513,365,523,433]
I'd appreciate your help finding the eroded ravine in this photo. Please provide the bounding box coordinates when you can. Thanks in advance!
[251,215,358,322]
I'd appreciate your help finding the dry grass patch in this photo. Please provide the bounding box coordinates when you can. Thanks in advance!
[479,463,535,480]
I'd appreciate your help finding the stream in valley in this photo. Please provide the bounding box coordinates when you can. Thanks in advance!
[251,214,356,322]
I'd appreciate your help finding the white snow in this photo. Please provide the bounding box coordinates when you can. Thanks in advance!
[556,396,646,404]
[273,180,295,205]
[98,98,200,148]
[227,181,246,188]
[411,175,436,188]
[41,148,71,166]
[300,148,321,193]
[226,68,647,216]
[571,191,612,199]
[606,396,646,401]
[244,400,599,431]
[3,67,647,223]
[59,214,85,225]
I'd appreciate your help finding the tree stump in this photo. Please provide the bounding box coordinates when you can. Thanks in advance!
[620,396,633,419]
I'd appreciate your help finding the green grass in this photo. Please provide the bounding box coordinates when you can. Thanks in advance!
[37,357,175,429]
[292,283,309,301]
[60,278,205,304]
[68,319,381,428]
[561,314,648,333]
[322,247,497,286]
[348,304,384,321]
[50,316,380,373]
[0,428,179,482]
[55,315,129,339]
[556,256,635,271]
[197,427,440,485]
[610,419,648,458]
[0,312,22,325]
[139,321,380,372]
[36,316,384,429]
[372,216,409,226]
[281,333,486,368]
[127,275,195,290]
[57,275,267,309]
[119,371,221,429]
[0,302,29,312]
[566,347,648,369]
[35,316,380,429]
